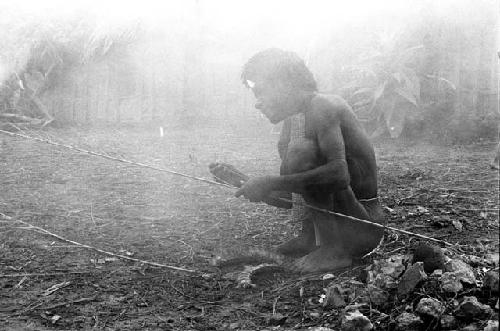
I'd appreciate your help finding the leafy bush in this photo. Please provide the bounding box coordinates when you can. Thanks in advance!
[341,32,423,139]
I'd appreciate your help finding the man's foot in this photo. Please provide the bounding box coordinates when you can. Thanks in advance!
[276,235,317,257]
[291,246,352,273]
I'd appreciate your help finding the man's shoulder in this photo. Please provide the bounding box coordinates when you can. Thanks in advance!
[309,94,350,121]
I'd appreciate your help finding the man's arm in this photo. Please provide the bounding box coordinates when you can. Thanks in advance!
[235,108,350,201]
[263,191,292,209]
[271,117,350,194]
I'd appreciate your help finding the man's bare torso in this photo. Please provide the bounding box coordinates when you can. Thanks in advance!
[279,94,378,200]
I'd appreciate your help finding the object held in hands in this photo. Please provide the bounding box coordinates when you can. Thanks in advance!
[209,162,249,188]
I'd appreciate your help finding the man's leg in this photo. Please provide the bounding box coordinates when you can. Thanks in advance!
[277,140,320,257]
[276,218,317,257]
[292,187,384,273]
[330,188,384,256]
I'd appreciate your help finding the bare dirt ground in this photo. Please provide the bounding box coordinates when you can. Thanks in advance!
[0,125,498,330]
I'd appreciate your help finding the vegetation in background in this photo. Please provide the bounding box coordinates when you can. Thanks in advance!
[0,2,498,142]
[0,13,141,115]
[341,32,425,139]
[338,25,498,143]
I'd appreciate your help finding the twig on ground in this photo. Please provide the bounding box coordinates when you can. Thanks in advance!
[90,204,97,226]
[404,225,430,230]
[362,235,385,259]
[44,245,85,249]
[0,271,97,278]
[13,276,28,289]
[40,296,97,310]
[456,208,499,212]
[435,188,492,193]
[43,281,71,296]
[169,280,220,304]
[20,301,46,315]
[272,295,280,315]
[0,212,12,220]
[177,239,195,262]
[383,246,407,256]
[397,192,425,205]
[14,219,197,274]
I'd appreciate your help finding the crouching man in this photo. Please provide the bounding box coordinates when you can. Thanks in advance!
[212,48,385,273]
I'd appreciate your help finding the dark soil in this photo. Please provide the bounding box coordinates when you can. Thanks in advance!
[0,125,498,330]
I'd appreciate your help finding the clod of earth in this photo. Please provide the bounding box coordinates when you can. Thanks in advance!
[412,242,447,273]
[455,296,493,321]
[228,322,240,329]
[366,284,390,307]
[440,314,457,330]
[415,297,444,319]
[340,309,373,331]
[223,263,283,288]
[464,255,490,268]
[395,312,422,331]
[484,320,499,331]
[373,255,408,278]
[323,285,347,308]
[482,270,499,294]
[371,272,399,290]
[441,271,465,293]
[486,253,499,267]
[365,255,409,290]
[444,259,477,285]
[266,313,287,326]
[461,324,480,331]
[431,269,443,277]
[397,261,428,296]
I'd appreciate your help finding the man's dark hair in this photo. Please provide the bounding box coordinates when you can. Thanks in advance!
[241,48,317,92]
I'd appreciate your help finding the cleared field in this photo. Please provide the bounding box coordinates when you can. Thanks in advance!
[1,126,498,330]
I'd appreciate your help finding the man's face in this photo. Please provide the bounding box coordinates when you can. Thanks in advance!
[248,79,296,124]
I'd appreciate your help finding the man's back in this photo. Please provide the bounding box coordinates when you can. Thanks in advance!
[309,94,378,199]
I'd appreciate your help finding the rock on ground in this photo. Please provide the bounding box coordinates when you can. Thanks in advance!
[395,312,422,331]
[415,297,444,319]
[440,314,457,330]
[441,271,464,293]
[341,309,373,331]
[460,324,480,331]
[397,262,428,296]
[482,270,499,294]
[323,285,347,308]
[412,243,446,273]
[266,313,287,326]
[456,296,493,321]
[366,284,389,307]
[445,259,477,285]
[484,320,499,331]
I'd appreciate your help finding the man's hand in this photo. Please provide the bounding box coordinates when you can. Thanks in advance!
[235,176,275,202]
